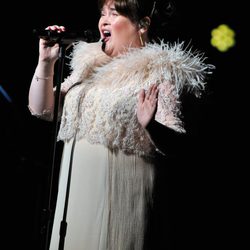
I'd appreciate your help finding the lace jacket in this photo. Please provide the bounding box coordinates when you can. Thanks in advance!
[36,41,214,157]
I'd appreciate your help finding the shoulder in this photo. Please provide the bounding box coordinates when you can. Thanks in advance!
[143,41,212,69]
[144,41,215,97]
[72,41,103,56]
[69,41,110,70]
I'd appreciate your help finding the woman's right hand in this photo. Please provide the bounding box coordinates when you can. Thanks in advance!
[38,25,66,63]
[137,83,159,128]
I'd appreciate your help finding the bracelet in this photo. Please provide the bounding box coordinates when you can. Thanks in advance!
[35,75,53,81]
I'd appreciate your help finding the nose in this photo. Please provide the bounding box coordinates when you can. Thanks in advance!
[99,17,109,35]
[100,16,110,27]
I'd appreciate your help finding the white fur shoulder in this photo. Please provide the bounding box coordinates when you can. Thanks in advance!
[122,41,215,97]
[69,40,214,97]
[69,41,110,74]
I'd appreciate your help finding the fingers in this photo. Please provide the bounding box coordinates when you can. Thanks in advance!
[42,25,66,47]
[145,83,159,102]
[138,83,159,106]
[138,89,146,104]
[45,25,66,33]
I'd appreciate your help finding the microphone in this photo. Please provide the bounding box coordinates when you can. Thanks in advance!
[33,29,100,44]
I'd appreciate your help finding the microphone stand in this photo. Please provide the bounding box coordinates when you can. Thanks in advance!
[41,42,72,250]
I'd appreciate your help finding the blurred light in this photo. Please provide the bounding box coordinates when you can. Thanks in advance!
[0,85,12,103]
[211,24,236,52]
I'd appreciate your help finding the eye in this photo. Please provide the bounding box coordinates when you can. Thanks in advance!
[111,11,119,16]
[110,7,119,16]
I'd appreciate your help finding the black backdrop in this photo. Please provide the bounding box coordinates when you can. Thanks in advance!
[0,1,245,249]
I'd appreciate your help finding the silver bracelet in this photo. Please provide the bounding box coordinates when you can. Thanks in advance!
[35,75,52,81]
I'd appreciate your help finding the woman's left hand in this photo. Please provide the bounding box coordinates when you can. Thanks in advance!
[137,83,159,128]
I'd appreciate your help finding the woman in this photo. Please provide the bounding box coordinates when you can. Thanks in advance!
[28,0,214,249]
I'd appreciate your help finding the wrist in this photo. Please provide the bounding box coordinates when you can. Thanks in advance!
[35,62,55,80]
[34,75,53,81]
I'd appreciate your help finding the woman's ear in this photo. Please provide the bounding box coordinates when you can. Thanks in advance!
[139,16,151,33]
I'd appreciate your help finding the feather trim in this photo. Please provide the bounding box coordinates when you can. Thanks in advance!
[57,41,214,156]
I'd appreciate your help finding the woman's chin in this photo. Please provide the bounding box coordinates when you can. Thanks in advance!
[103,46,115,57]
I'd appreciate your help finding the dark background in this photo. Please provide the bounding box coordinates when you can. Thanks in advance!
[0,1,245,249]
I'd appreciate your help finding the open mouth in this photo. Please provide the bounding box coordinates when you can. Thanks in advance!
[101,30,111,51]
[102,30,111,42]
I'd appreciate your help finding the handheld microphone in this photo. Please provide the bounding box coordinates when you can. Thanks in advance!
[33,29,100,44]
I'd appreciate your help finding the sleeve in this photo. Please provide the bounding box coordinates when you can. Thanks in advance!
[154,42,215,133]
[146,118,188,156]
[155,80,185,133]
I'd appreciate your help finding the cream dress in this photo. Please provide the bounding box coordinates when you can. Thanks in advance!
[44,41,212,250]
[49,138,109,250]
[49,138,154,250]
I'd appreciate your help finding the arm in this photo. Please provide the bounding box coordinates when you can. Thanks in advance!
[137,83,187,155]
[145,119,187,155]
[28,25,65,120]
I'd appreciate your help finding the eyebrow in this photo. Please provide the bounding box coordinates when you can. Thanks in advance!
[101,6,117,13]
[101,7,116,11]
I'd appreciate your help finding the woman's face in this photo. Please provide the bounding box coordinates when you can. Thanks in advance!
[98,0,141,57]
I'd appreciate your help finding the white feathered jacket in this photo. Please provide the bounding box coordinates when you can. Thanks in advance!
[38,41,214,157]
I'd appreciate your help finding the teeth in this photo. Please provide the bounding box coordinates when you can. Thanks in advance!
[103,30,111,37]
